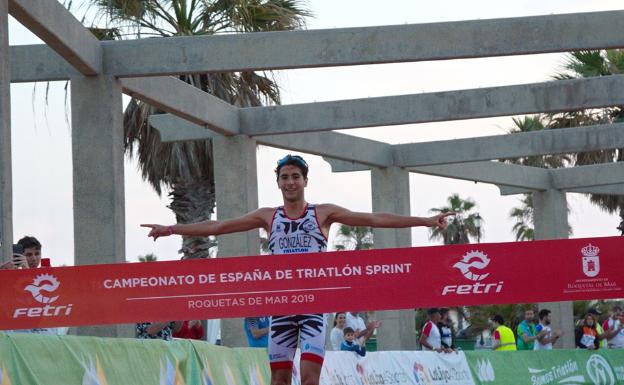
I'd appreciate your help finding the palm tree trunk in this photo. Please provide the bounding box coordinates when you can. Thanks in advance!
[168,178,216,259]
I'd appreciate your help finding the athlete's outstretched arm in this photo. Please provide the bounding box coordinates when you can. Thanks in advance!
[321,204,454,230]
[141,208,273,240]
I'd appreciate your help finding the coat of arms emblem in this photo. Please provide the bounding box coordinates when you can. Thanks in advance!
[581,244,600,278]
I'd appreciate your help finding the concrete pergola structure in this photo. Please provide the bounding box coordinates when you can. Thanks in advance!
[1,0,624,348]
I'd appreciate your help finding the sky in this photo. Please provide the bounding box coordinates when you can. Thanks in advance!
[6,0,623,266]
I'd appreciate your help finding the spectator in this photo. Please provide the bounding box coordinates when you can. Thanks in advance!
[438,308,456,352]
[340,327,366,357]
[136,321,183,341]
[330,312,347,350]
[534,309,562,350]
[490,315,517,351]
[173,320,205,340]
[575,313,600,349]
[516,308,538,350]
[244,316,270,348]
[1,236,42,270]
[1,236,66,335]
[602,305,624,349]
[346,311,380,346]
[587,308,607,348]
[420,308,443,352]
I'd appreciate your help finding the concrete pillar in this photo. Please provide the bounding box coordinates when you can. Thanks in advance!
[0,0,13,264]
[532,189,574,348]
[370,166,416,350]
[213,135,259,347]
[71,75,130,337]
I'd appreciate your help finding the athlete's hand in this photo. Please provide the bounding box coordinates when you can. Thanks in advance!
[429,212,456,230]
[141,224,174,241]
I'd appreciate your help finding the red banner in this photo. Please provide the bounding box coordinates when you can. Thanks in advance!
[0,236,622,329]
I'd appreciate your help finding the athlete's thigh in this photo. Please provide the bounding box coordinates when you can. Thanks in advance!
[298,314,326,362]
[268,315,299,366]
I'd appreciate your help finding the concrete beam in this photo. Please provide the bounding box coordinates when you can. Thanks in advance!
[551,162,624,189]
[121,77,240,135]
[240,75,624,135]
[99,11,624,76]
[324,158,371,173]
[409,161,551,190]
[149,113,392,166]
[255,133,391,167]
[499,182,624,196]
[394,123,624,166]
[8,0,101,75]
[1,0,12,263]
[10,45,77,82]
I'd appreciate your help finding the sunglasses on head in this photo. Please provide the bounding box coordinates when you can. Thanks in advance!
[276,154,308,170]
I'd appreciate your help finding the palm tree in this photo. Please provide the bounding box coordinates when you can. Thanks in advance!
[502,116,574,240]
[429,194,482,245]
[509,194,535,241]
[77,0,310,258]
[138,253,158,262]
[333,225,373,251]
[552,49,624,233]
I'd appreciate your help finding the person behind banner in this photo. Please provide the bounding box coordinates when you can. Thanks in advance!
[586,308,607,348]
[244,316,270,348]
[136,321,183,341]
[602,305,624,349]
[346,311,380,346]
[1,236,67,335]
[173,320,205,340]
[340,327,366,357]
[141,154,453,385]
[490,315,517,351]
[534,309,562,350]
[575,313,600,350]
[330,312,347,350]
[516,308,538,350]
[1,236,43,270]
[420,308,443,352]
[438,308,456,352]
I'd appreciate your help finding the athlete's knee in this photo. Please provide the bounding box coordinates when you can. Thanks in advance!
[270,368,291,385]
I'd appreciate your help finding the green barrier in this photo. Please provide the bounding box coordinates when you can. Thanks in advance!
[467,349,624,385]
[0,333,271,385]
[2,333,624,385]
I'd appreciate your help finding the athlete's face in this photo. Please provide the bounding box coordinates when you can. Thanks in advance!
[277,165,307,202]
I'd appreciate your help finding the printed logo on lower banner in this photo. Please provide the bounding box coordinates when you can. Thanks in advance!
[586,355,616,385]
[527,359,584,385]
[474,358,495,382]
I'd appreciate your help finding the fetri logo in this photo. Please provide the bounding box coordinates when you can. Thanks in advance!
[442,250,503,295]
[13,274,72,319]
[452,251,490,281]
[24,274,60,304]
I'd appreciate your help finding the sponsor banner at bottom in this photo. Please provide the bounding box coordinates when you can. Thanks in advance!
[293,350,476,385]
[466,349,624,385]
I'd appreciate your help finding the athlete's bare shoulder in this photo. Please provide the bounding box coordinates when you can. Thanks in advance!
[253,207,278,226]
[314,203,348,225]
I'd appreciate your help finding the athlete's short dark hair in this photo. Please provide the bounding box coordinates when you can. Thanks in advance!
[17,236,41,250]
[538,309,551,320]
[275,154,309,179]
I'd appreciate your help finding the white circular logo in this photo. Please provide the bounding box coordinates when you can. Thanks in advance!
[586,355,615,385]
[24,274,60,304]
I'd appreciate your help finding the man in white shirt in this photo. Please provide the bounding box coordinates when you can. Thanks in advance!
[534,309,562,350]
[420,308,442,352]
[603,305,624,349]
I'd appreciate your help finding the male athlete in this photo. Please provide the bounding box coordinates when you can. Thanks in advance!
[143,154,454,385]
